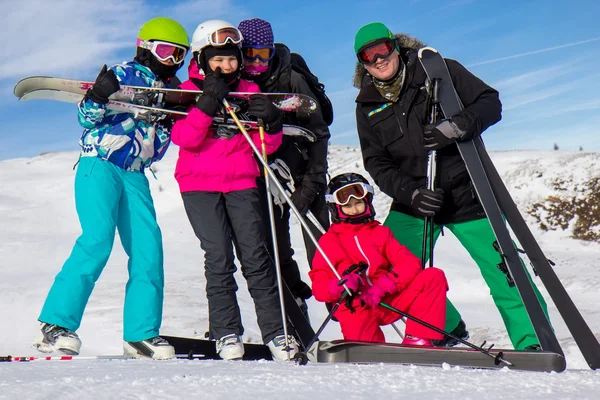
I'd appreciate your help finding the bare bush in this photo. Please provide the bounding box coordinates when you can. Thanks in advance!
[528,177,600,242]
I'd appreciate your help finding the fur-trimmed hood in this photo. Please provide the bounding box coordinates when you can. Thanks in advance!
[352,33,426,88]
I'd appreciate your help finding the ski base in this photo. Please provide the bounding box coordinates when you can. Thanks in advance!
[306,340,566,372]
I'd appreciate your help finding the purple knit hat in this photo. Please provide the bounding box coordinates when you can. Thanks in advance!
[238,18,274,49]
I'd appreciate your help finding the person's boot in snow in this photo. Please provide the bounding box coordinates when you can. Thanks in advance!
[432,319,469,347]
[123,336,175,360]
[267,335,300,361]
[33,322,82,355]
[216,334,245,360]
[402,335,434,346]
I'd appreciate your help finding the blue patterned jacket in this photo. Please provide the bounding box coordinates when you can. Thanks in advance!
[78,61,172,172]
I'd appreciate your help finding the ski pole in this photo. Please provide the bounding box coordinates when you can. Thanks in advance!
[221,99,352,296]
[0,354,208,362]
[294,261,368,365]
[422,78,440,269]
[259,123,291,358]
[294,292,349,366]
[378,301,514,367]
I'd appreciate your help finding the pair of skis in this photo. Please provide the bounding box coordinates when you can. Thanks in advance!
[418,47,600,370]
[13,78,318,143]
[13,76,318,114]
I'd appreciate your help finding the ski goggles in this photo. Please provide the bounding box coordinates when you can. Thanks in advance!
[242,46,275,63]
[326,182,374,206]
[208,27,244,46]
[357,39,396,65]
[136,39,188,65]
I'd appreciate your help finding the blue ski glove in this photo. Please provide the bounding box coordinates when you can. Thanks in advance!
[87,65,120,104]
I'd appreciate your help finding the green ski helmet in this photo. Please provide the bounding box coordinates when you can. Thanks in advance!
[137,17,189,48]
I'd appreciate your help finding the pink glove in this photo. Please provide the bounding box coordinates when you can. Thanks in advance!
[359,274,398,308]
[328,273,363,299]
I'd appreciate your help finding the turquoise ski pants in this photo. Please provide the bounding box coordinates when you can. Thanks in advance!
[384,210,549,350]
[39,157,164,342]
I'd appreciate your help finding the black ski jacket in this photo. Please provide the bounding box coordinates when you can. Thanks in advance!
[251,43,330,188]
[355,45,502,224]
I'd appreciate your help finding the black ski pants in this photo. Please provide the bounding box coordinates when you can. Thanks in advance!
[256,178,330,299]
[182,189,284,343]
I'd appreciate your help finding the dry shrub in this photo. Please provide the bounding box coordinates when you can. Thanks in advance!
[528,177,600,242]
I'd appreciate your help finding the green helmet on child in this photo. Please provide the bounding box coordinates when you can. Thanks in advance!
[135,17,190,80]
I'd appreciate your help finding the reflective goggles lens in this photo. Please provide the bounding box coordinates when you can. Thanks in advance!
[209,27,243,46]
[326,182,373,206]
[242,46,274,62]
[137,39,188,64]
[357,39,395,64]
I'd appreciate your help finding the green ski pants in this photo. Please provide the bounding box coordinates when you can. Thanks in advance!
[384,210,549,350]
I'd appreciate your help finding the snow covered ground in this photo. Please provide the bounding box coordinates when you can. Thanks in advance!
[1,146,599,399]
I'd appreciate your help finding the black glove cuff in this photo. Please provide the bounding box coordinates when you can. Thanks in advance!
[196,95,221,117]
[264,118,283,134]
[85,88,109,105]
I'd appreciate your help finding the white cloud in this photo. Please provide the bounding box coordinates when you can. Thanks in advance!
[1,0,243,82]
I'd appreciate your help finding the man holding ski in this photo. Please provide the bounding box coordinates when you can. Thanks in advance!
[237,18,332,315]
[352,22,549,350]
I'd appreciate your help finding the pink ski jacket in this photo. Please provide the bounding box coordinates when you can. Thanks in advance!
[172,60,282,193]
[309,220,424,305]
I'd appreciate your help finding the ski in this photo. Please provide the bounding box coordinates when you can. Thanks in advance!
[306,340,566,372]
[474,138,600,369]
[18,89,316,143]
[0,354,218,362]
[418,47,561,355]
[417,47,600,369]
[14,76,318,114]
[280,280,315,350]
[161,335,273,361]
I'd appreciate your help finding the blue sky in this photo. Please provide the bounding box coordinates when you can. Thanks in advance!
[2,0,600,160]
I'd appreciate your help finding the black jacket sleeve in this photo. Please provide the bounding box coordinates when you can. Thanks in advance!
[289,71,331,188]
[356,106,421,206]
[445,59,502,140]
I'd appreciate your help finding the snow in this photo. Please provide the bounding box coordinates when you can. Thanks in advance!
[1,146,599,399]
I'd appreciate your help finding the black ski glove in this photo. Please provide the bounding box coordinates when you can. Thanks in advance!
[423,117,467,150]
[247,94,283,134]
[196,68,230,117]
[291,182,319,215]
[86,64,120,104]
[411,187,444,217]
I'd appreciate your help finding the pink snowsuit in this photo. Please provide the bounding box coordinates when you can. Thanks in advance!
[310,220,448,342]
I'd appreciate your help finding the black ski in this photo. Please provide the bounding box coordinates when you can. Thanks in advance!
[162,335,273,361]
[474,138,600,369]
[307,340,566,372]
[417,48,564,356]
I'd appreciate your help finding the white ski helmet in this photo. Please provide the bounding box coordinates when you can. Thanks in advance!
[190,19,243,57]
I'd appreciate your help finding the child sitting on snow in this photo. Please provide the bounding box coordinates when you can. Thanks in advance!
[309,173,448,345]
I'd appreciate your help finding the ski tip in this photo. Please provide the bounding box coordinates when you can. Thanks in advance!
[417,47,439,57]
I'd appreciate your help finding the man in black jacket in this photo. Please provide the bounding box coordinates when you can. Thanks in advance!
[352,22,549,350]
[238,18,331,314]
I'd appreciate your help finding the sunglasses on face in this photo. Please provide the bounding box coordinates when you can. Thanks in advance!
[136,39,188,64]
[357,39,396,65]
[242,46,275,63]
[326,182,374,206]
